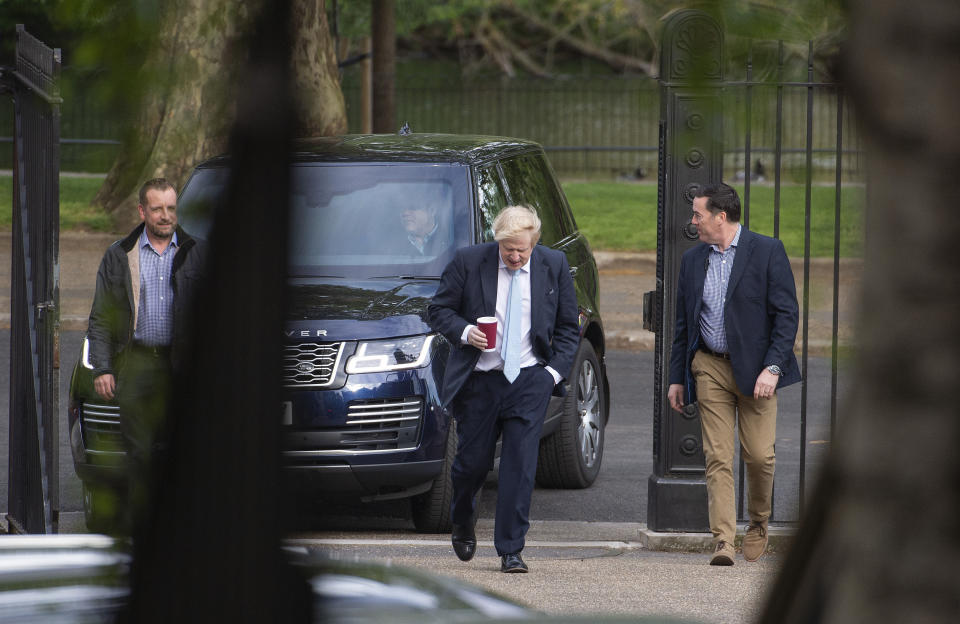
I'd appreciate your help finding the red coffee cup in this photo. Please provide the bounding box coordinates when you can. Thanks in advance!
[476,316,497,352]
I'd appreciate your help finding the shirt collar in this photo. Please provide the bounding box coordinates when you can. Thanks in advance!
[711,224,741,253]
[497,252,532,273]
[139,228,179,252]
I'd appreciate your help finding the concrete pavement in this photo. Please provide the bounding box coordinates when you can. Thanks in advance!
[50,510,787,624]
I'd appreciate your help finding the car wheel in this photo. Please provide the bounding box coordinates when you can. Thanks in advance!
[536,341,605,488]
[82,482,123,534]
[410,419,455,533]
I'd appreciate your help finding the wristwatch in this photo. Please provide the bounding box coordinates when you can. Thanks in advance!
[766,364,782,376]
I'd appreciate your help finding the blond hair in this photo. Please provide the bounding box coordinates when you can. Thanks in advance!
[493,205,541,244]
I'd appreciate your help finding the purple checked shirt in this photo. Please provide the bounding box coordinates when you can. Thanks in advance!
[699,225,741,354]
[133,230,178,347]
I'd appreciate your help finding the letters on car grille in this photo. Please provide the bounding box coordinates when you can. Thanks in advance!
[283,342,344,388]
[81,402,124,455]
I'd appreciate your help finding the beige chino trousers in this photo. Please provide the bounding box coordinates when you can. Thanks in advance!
[691,350,777,545]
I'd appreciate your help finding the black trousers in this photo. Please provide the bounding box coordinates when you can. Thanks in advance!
[450,364,554,555]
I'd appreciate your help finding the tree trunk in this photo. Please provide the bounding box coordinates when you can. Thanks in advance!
[760,1,960,622]
[290,0,348,137]
[93,0,346,231]
[371,0,396,134]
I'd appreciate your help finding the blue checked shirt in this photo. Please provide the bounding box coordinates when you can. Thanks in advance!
[133,230,178,347]
[699,225,741,354]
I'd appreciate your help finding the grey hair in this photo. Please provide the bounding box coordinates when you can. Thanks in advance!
[493,205,541,244]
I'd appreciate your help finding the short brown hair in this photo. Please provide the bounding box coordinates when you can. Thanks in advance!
[138,178,176,206]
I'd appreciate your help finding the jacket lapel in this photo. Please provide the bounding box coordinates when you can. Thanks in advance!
[692,244,709,321]
[529,246,547,327]
[727,227,754,297]
[479,243,499,315]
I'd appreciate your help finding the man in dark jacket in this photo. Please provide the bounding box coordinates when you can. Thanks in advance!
[87,178,206,525]
[428,205,580,573]
[667,183,800,566]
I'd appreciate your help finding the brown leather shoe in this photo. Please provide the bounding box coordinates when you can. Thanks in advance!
[709,540,735,566]
[742,522,768,562]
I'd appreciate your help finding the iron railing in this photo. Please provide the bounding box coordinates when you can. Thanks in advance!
[2,25,62,534]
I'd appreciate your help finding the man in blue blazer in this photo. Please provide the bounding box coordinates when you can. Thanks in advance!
[667,183,800,566]
[428,205,580,573]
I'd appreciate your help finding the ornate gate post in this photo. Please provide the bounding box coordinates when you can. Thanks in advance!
[645,9,723,532]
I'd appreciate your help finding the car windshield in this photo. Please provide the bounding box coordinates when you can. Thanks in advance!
[178,163,474,278]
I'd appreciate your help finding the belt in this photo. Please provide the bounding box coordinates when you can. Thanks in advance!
[130,342,171,358]
[699,344,731,360]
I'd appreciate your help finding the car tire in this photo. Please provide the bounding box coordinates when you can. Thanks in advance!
[536,341,605,489]
[82,482,123,534]
[411,418,455,533]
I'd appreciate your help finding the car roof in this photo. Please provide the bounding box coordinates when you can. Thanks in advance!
[196,133,544,168]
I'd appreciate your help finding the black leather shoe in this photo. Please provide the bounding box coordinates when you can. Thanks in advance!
[500,552,528,573]
[451,522,477,562]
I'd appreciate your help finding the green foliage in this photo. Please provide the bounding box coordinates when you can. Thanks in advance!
[562,181,865,257]
[332,0,846,79]
[48,0,160,124]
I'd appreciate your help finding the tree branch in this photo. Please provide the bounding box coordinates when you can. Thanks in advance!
[502,2,656,75]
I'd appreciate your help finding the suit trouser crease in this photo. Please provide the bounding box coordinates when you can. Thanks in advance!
[450,366,553,555]
[692,351,776,544]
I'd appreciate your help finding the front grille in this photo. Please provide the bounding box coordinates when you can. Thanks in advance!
[342,397,423,451]
[283,342,344,388]
[81,402,124,455]
[285,396,423,456]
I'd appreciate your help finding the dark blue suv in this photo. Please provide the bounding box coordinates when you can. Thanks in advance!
[68,134,609,532]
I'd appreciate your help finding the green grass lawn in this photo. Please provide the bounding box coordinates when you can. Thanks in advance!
[0,175,113,232]
[563,181,865,257]
[1,175,865,257]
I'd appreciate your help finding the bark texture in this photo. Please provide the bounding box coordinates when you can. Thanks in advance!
[761,1,960,622]
[291,0,348,137]
[95,0,346,230]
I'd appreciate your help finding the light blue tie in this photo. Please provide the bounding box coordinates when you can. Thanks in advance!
[501,269,522,383]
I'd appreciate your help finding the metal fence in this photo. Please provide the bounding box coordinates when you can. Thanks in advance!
[0,61,861,182]
[0,66,121,172]
[341,67,862,181]
[2,26,62,534]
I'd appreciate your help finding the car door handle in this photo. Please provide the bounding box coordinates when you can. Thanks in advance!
[569,265,579,277]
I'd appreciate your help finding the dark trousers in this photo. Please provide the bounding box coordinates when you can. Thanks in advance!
[450,364,554,555]
[117,344,172,528]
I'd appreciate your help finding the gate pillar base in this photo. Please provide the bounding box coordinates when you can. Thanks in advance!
[647,474,709,533]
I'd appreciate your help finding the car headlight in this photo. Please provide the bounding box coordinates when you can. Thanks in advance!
[81,337,94,370]
[345,335,435,374]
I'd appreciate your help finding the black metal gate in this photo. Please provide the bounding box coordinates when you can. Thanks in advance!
[2,26,62,534]
[645,10,854,531]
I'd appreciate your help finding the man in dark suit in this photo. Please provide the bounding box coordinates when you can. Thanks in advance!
[428,205,580,573]
[667,183,800,566]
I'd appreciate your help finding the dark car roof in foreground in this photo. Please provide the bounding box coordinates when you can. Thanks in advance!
[196,133,543,168]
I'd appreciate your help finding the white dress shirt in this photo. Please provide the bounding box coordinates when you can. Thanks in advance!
[461,253,561,384]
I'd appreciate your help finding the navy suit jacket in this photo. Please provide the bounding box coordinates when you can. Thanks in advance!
[428,242,581,408]
[669,227,801,401]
